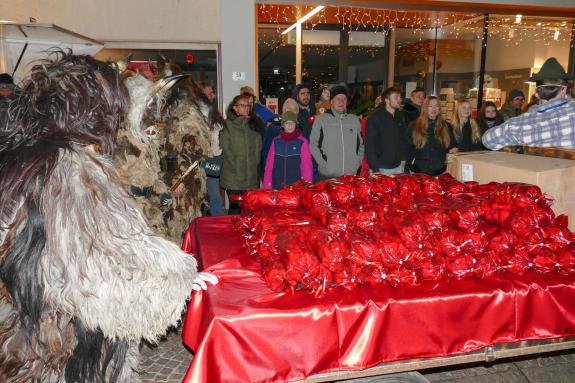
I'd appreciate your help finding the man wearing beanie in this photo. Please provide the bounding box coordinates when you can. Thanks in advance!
[483,57,575,150]
[309,84,364,179]
[500,88,525,121]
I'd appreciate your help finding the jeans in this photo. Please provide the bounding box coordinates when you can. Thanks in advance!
[206,176,225,216]
[378,164,404,176]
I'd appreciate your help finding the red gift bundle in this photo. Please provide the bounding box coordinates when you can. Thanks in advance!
[234,174,575,295]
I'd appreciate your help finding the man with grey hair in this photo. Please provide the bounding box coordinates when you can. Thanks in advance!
[310,84,364,179]
[482,57,575,150]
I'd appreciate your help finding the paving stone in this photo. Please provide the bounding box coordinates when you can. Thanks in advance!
[425,368,530,383]
[519,363,575,383]
[139,331,575,383]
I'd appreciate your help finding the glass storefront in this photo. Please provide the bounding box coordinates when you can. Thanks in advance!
[257,4,574,117]
[484,15,573,111]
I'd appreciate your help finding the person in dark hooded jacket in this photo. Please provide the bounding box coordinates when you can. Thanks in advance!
[293,83,316,140]
[293,83,318,180]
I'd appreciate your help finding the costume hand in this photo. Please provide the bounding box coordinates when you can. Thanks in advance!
[192,272,219,291]
[174,183,185,196]
[449,147,459,154]
[160,193,173,206]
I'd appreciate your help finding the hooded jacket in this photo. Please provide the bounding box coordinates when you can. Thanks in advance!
[263,129,313,189]
[309,109,364,178]
[220,112,262,190]
[293,84,316,139]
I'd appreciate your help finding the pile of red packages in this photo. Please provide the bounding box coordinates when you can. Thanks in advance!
[234,174,575,295]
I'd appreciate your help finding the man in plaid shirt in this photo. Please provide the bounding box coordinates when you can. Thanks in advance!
[482,57,575,150]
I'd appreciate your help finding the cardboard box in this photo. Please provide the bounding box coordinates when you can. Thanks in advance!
[447,151,575,231]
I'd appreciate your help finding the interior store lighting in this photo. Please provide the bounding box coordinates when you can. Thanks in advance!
[515,14,522,24]
[554,30,560,40]
[281,5,325,35]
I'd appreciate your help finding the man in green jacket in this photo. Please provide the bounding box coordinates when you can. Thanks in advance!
[310,85,364,180]
[500,89,525,121]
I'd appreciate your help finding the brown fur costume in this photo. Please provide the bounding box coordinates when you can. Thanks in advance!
[0,52,199,382]
[113,62,221,242]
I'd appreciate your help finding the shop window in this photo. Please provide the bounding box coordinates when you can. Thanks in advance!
[485,15,574,113]
[258,26,296,107]
[95,46,219,104]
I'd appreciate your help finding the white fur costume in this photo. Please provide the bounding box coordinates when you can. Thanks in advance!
[0,52,213,383]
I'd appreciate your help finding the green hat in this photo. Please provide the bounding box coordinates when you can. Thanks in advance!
[529,57,574,82]
[281,111,298,125]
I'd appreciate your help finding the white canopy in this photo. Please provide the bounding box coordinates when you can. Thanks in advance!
[0,23,103,84]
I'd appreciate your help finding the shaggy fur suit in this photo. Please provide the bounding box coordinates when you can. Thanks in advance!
[0,52,209,382]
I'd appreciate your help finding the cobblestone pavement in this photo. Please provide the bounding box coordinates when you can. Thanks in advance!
[140,330,575,383]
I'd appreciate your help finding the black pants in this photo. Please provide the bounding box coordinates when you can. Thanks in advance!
[226,189,246,215]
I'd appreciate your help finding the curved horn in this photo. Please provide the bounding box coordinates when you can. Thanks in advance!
[149,74,188,99]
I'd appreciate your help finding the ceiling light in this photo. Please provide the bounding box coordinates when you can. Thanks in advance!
[515,14,522,24]
[554,30,560,40]
[281,6,325,35]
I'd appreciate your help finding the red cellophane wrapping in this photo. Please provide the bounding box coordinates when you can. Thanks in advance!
[236,174,575,295]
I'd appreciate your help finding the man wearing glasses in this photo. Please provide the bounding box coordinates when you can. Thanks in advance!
[483,57,575,150]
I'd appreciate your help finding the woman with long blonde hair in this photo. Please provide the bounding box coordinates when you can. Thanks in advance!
[452,100,484,151]
[405,96,458,175]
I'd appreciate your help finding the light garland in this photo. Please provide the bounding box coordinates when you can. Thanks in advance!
[259,4,574,49]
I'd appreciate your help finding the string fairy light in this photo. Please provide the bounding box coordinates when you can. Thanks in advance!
[257,5,575,60]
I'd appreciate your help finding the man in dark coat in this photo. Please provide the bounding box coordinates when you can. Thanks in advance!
[293,83,316,140]
[293,83,318,180]
[366,87,408,175]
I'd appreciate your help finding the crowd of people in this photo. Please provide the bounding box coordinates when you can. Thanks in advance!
[198,56,575,215]
[6,56,569,220]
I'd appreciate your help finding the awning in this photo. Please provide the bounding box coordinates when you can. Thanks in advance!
[0,23,103,83]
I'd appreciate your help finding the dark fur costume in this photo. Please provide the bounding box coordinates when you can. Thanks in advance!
[114,62,223,242]
[0,52,199,382]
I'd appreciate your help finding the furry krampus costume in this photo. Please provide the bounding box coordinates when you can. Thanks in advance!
[114,62,223,242]
[0,52,216,383]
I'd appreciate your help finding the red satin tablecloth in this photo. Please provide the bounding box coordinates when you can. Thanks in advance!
[181,216,575,383]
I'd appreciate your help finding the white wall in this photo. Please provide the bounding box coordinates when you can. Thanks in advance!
[220,0,256,108]
[0,0,220,42]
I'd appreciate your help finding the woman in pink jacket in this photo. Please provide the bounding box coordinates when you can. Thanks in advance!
[263,111,313,189]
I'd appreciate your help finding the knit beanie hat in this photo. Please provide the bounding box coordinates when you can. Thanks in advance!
[329,85,348,101]
[508,89,525,101]
[281,111,298,125]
